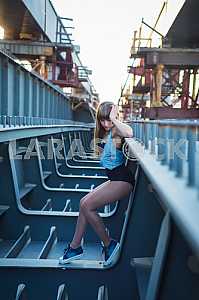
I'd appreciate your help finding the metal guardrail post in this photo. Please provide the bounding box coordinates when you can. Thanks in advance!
[131,119,199,189]
[187,127,196,186]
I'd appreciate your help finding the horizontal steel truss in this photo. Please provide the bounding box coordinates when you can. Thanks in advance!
[137,47,199,67]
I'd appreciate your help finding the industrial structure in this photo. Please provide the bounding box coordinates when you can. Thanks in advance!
[119,0,199,121]
[0,0,99,124]
[0,1,199,299]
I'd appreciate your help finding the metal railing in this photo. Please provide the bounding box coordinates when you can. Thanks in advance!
[131,119,199,188]
[0,115,93,128]
[128,119,199,256]
[0,50,73,125]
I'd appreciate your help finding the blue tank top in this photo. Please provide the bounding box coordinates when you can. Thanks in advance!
[99,130,125,170]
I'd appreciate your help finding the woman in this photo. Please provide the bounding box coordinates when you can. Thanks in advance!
[59,101,134,265]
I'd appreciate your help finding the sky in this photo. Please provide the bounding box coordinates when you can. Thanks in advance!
[52,0,185,103]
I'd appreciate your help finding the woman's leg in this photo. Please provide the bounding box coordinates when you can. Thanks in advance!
[70,180,110,248]
[80,181,133,247]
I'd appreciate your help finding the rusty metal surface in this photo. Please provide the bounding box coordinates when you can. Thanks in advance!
[137,48,199,67]
[141,107,199,120]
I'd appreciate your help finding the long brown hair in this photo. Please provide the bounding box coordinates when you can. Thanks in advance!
[94,101,114,156]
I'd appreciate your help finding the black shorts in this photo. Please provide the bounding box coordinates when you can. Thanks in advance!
[105,163,134,186]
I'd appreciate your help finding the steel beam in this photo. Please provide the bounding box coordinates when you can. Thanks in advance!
[0,50,75,124]
[0,124,93,143]
[141,107,199,119]
[138,47,199,67]
[0,40,74,57]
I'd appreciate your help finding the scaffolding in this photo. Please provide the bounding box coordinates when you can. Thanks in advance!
[119,0,199,120]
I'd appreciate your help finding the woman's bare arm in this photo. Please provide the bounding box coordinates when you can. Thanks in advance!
[109,105,133,138]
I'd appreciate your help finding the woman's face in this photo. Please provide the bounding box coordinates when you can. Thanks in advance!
[100,119,114,131]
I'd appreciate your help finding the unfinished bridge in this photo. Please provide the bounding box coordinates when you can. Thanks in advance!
[0,1,198,299]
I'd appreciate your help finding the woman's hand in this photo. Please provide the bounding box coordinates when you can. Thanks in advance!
[109,105,118,121]
[109,104,133,138]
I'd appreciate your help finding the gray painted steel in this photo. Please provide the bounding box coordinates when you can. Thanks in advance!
[0,120,199,299]
[22,0,57,42]
[0,35,199,298]
[0,49,74,127]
